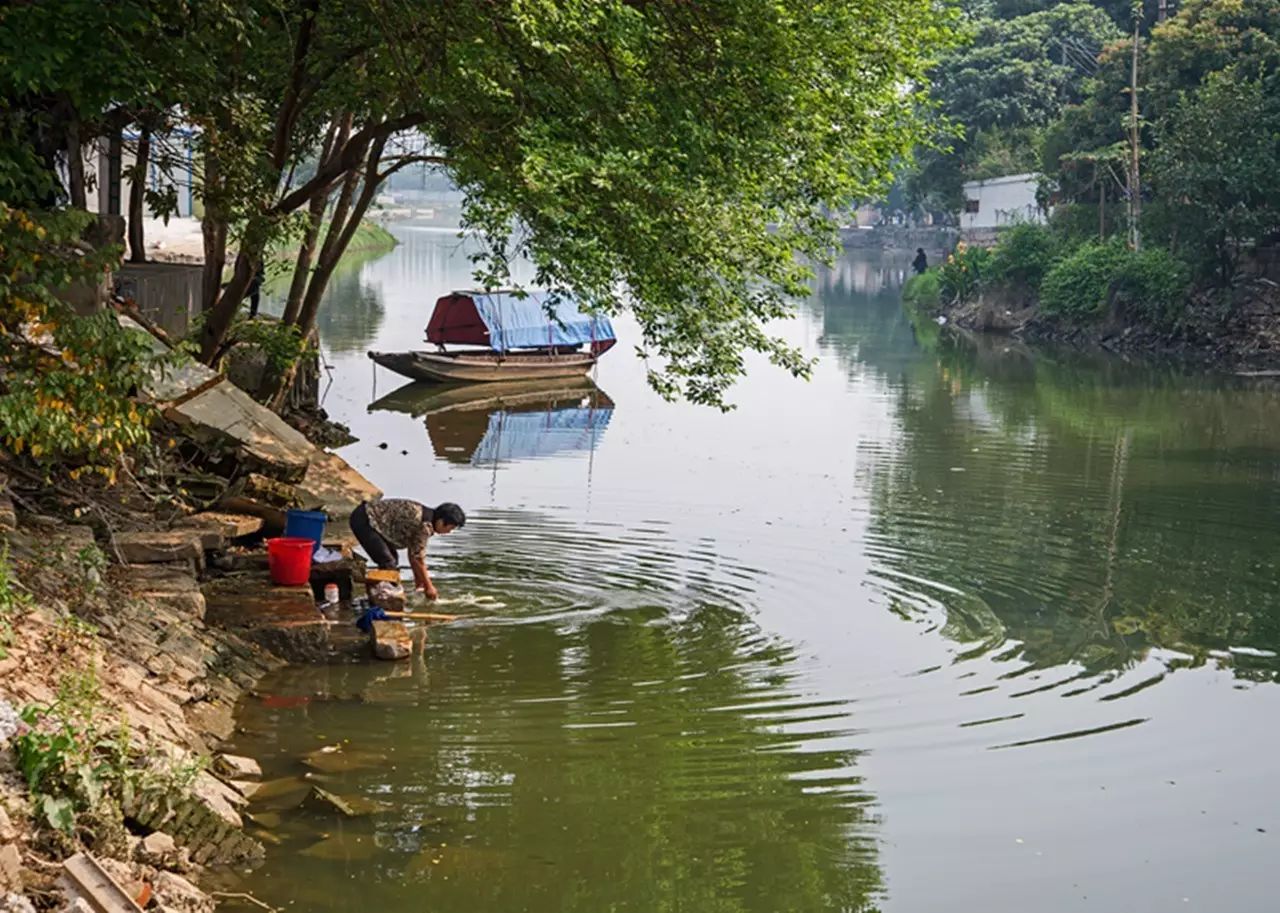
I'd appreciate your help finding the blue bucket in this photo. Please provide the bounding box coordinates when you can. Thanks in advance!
[284,509,327,554]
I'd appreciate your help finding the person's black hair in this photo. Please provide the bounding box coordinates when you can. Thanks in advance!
[435,502,466,528]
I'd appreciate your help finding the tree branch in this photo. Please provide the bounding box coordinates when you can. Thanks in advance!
[273,112,426,214]
[271,0,322,169]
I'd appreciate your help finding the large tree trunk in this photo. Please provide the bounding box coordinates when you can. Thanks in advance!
[265,141,388,410]
[200,145,228,314]
[282,196,326,326]
[197,111,415,363]
[200,251,255,363]
[296,169,379,337]
[127,124,151,262]
[282,118,344,326]
[65,112,87,209]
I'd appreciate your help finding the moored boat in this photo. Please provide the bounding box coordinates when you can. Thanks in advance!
[368,290,616,384]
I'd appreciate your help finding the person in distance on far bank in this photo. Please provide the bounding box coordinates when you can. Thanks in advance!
[350,498,466,600]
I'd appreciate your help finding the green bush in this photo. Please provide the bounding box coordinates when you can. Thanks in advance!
[902,270,941,310]
[1040,239,1129,319]
[1048,203,1127,246]
[988,223,1060,289]
[1041,239,1191,324]
[939,244,992,305]
[1112,246,1192,327]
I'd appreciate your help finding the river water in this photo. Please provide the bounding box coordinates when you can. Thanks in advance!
[225,223,1280,912]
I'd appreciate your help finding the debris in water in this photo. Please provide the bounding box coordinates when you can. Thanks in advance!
[303,786,390,818]
[303,745,388,774]
[301,835,378,862]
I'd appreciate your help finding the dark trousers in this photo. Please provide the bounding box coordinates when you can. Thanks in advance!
[350,502,398,569]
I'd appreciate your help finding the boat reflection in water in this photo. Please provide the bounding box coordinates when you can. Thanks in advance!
[368,378,614,465]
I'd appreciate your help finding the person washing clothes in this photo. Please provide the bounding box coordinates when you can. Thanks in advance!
[350,499,466,600]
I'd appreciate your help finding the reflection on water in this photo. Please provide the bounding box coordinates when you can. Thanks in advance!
[228,227,1280,913]
[226,523,879,913]
[369,379,614,466]
[860,326,1280,687]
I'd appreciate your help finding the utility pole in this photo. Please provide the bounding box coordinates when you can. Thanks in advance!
[1128,4,1142,251]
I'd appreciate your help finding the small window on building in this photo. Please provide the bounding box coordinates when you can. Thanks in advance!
[964,199,980,214]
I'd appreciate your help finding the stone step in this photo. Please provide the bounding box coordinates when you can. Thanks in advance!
[174,511,265,549]
[123,563,206,618]
[113,530,205,564]
[202,576,331,663]
[370,619,412,660]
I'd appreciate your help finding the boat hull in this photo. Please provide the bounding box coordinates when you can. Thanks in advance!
[368,350,598,383]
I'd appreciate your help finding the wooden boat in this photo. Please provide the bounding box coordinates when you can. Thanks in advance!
[368,348,599,383]
[368,377,604,417]
[368,290,616,384]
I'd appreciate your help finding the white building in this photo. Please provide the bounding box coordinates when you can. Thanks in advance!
[959,172,1046,231]
[61,127,200,220]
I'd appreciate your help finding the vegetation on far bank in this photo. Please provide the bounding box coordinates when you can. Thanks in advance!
[910,221,1198,330]
[906,0,1280,313]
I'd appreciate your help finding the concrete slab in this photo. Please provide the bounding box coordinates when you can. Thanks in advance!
[166,381,313,483]
[121,315,221,403]
[203,575,331,663]
[174,511,264,549]
[114,530,205,564]
[295,450,381,518]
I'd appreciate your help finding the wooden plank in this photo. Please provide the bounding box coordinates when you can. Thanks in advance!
[61,852,145,913]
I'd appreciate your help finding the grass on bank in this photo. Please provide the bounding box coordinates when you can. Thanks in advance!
[902,270,941,310]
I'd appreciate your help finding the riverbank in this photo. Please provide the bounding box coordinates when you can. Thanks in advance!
[903,236,1280,374]
[135,218,398,267]
[0,317,384,913]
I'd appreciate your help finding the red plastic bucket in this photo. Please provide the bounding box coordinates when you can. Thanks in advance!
[267,537,314,586]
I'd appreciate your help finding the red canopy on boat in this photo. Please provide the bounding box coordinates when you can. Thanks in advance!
[426,293,491,347]
[425,291,616,354]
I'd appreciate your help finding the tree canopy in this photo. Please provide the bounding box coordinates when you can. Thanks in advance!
[0,0,957,408]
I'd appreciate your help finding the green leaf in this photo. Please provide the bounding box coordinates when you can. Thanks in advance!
[42,794,75,833]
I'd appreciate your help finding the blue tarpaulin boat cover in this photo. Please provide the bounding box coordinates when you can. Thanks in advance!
[474,292,615,353]
[428,291,616,353]
[471,403,613,465]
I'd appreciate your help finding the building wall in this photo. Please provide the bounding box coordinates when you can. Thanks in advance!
[960,173,1045,231]
[76,131,198,221]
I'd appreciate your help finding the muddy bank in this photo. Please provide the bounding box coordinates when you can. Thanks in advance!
[930,276,1280,374]
[0,492,381,913]
[0,316,387,912]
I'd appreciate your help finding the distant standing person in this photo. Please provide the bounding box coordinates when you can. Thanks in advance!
[350,499,466,600]
[247,263,264,318]
[912,248,929,275]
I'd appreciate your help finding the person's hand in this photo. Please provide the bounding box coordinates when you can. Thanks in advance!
[423,583,439,601]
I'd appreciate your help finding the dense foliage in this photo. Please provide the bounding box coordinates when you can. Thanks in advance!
[915,0,1280,324]
[1148,72,1280,283]
[1,0,958,409]
[907,2,1120,211]
[987,222,1062,287]
[0,206,162,475]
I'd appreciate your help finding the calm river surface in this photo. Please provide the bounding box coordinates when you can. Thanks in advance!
[227,223,1280,912]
